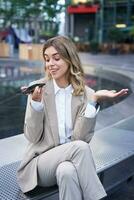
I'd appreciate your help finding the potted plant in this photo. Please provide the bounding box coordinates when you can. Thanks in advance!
[90,40,99,54]
[108,27,124,54]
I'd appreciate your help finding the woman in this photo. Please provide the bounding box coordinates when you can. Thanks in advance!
[17,36,128,200]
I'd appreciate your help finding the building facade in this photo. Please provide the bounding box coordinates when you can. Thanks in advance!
[66,0,134,43]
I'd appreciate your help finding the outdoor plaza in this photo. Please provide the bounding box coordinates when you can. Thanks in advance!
[0,0,134,199]
[0,52,134,200]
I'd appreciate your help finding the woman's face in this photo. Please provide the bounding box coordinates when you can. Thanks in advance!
[44,46,69,84]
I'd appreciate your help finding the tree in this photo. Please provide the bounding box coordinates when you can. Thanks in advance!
[107,27,125,54]
[129,26,134,42]
[108,27,125,44]
[0,0,64,41]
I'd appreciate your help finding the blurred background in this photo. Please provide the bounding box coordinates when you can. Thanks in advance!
[0,0,134,55]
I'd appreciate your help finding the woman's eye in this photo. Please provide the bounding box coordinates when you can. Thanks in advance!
[54,57,60,61]
[45,59,49,62]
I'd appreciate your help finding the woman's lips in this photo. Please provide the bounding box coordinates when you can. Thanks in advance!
[50,69,58,74]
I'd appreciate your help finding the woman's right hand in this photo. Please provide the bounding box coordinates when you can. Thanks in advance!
[31,86,43,102]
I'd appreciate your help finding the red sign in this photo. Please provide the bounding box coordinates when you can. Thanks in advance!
[67,5,99,14]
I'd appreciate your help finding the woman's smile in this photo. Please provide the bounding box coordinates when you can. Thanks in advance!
[49,67,60,76]
[50,67,59,73]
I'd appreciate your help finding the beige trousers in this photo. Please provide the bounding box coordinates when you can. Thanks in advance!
[37,140,107,200]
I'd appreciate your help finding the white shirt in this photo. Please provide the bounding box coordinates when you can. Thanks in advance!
[31,80,99,144]
[53,79,73,144]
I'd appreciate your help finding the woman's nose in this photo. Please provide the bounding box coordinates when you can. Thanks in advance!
[48,58,55,66]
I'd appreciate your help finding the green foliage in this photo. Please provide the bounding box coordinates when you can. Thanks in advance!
[129,26,134,39]
[0,0,65,41]
[90,40,99,53]
[0,0,64,25]
[108,27,125,43]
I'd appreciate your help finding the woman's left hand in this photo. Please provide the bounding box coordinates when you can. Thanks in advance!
[92,88,129,102]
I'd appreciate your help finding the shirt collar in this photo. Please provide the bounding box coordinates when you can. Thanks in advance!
[53,79,73,95]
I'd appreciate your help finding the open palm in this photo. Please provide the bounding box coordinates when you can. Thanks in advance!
[94,89,129,102]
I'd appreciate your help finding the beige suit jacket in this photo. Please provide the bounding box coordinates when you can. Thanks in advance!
[17,79,97,193]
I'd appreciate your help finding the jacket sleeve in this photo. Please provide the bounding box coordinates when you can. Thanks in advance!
[24,95,45,144]
[71,87,97,143]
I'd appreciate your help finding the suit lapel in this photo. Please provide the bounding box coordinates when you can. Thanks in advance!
[43,79,85,145]
[43,80,60,146]
[71,93,84,128]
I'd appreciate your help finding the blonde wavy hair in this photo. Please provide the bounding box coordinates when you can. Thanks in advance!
[42,36,85,96]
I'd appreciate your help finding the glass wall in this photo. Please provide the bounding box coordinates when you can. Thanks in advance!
[102,0,134,41]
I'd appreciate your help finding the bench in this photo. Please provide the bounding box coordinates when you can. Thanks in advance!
[1,115,134,200]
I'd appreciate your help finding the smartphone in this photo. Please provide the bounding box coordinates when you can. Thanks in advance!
[21,83,46,94]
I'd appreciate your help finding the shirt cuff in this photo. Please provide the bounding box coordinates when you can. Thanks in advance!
[84,102,100,118]
[31,99,44,112]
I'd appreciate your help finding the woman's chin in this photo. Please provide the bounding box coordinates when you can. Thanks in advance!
[51,74,59,80]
